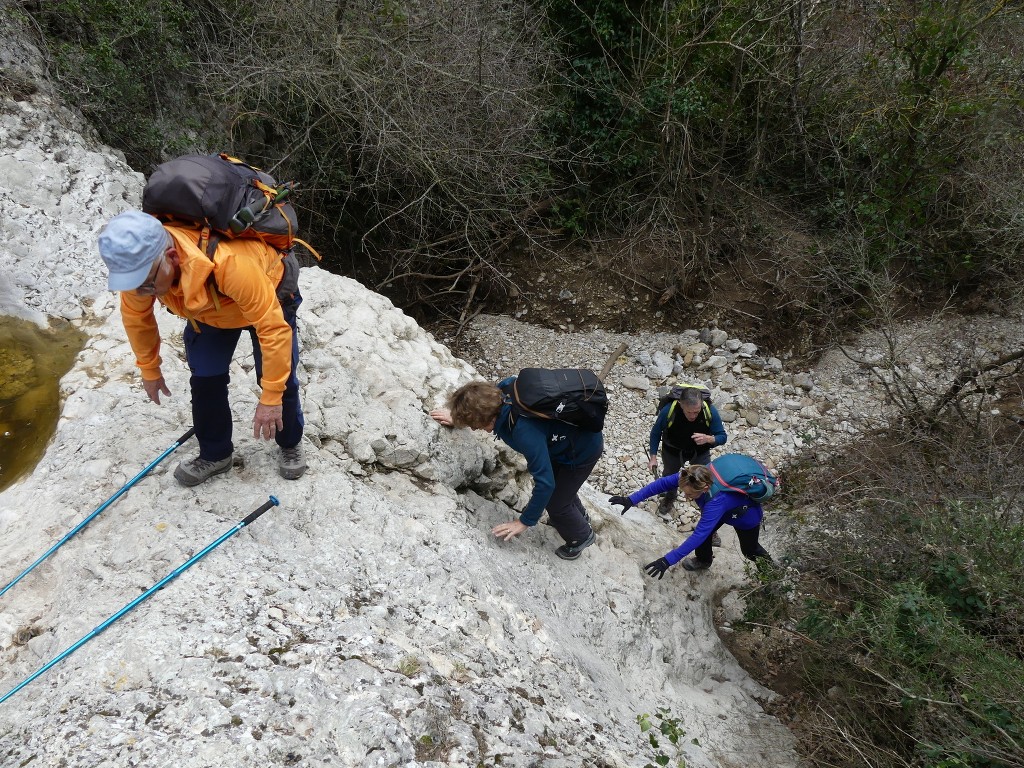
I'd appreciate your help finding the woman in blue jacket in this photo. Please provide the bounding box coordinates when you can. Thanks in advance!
[610,462,772,576]
[431,379,602,561]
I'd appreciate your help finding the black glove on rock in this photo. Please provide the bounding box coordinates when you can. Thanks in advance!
[608,495,633,514]
[644,557,670,580]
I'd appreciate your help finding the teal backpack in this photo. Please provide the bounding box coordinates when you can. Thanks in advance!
[708,454,779,501]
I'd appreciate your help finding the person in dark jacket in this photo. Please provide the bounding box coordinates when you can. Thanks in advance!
[647,387,727,516]
[609,461,772,576]
[430,378,602,561]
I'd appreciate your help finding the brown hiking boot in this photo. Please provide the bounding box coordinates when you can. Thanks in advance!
[174,455,232,487]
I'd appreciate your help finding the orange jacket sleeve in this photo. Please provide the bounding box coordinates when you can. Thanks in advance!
[120,292,164,381]
[213,252,293,407]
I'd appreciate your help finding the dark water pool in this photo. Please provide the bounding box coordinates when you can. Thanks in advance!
[0,316,85,492]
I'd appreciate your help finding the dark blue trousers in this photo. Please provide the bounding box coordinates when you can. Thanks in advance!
[183,294,304,461]
[547,453,600,544]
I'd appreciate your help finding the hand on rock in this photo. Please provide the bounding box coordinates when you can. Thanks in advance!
[608,495,633,514]
[430,408,453,427]
[644,557,670,580]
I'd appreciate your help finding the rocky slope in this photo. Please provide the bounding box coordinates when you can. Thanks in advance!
[0,15,797,768]
[4,9,1024,767]
[449,308,1024,533]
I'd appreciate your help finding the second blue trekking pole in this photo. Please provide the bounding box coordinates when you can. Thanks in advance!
[0,495,280,705]
[0,427,196,600]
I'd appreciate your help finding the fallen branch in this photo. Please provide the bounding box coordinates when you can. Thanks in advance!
[598,342,628,382]
[926,348,1024,423]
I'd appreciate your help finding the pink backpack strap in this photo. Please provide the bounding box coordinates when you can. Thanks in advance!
[710,457,776,495]
[708,462,746,494]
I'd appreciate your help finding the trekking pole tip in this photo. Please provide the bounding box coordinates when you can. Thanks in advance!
[269,495,280,506]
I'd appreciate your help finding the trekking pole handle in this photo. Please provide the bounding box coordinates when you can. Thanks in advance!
[175,427,197,446]
[241,495,279,526]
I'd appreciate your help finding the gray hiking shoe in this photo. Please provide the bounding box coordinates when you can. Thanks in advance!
[279,443,307,480]
[681,556,713,572]
[174,455,232,487]
[712,532,723,547]
[555,530,597,561]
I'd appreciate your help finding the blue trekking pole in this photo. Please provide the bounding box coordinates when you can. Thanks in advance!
[0,427,196,600]
[0,495,279,705]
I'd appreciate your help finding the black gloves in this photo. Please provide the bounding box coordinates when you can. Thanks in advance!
[608,495,633,514]
[644,557,671,580]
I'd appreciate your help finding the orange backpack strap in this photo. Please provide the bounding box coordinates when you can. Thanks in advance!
[292,238,322,261]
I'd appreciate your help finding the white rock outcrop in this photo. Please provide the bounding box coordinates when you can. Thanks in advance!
[0,22,797,768]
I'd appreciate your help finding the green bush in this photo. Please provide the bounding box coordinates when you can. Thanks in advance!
[798,579,1024,767]
[799,0,1024,284]
[540,0,792,233]
[637,708,694,768]
[772,415,1024,767]
[32,0,207,168]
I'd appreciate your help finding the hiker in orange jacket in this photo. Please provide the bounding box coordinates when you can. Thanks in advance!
[98,209,306,486]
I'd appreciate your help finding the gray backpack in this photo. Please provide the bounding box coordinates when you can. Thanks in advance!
[142,153,318,301]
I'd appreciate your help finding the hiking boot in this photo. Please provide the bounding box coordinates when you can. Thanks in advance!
[174,455,232,487]
[279,443,307,480]
[711,532,723,547]
[555,530,597,561]
[657,496,675,518]
[681,556,712,572]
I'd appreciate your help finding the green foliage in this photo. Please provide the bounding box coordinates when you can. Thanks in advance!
[798,579,1024,767]
[928,555,989,622]
[22,0,1024,320]
[397,655,421,677]
[804,0,1022,282]
[778,420,1024,767]
[31,0,205,168]
[637,708,693,768]
[540,0,792,233]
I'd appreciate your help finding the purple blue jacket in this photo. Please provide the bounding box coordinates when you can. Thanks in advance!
[628,473,763,565]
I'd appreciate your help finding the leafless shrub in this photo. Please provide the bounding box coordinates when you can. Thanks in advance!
[188,0,561,326]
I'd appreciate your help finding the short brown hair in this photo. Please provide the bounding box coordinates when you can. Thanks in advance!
[447,381,504,430]
[678,465,712,492]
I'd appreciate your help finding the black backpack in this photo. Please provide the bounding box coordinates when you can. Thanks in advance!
[503,368,608,432]
[656,384,712,428]
[142,153,319,302]
[143,153,300,253]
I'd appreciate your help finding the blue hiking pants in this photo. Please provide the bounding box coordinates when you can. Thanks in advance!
[183,294,304,461]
